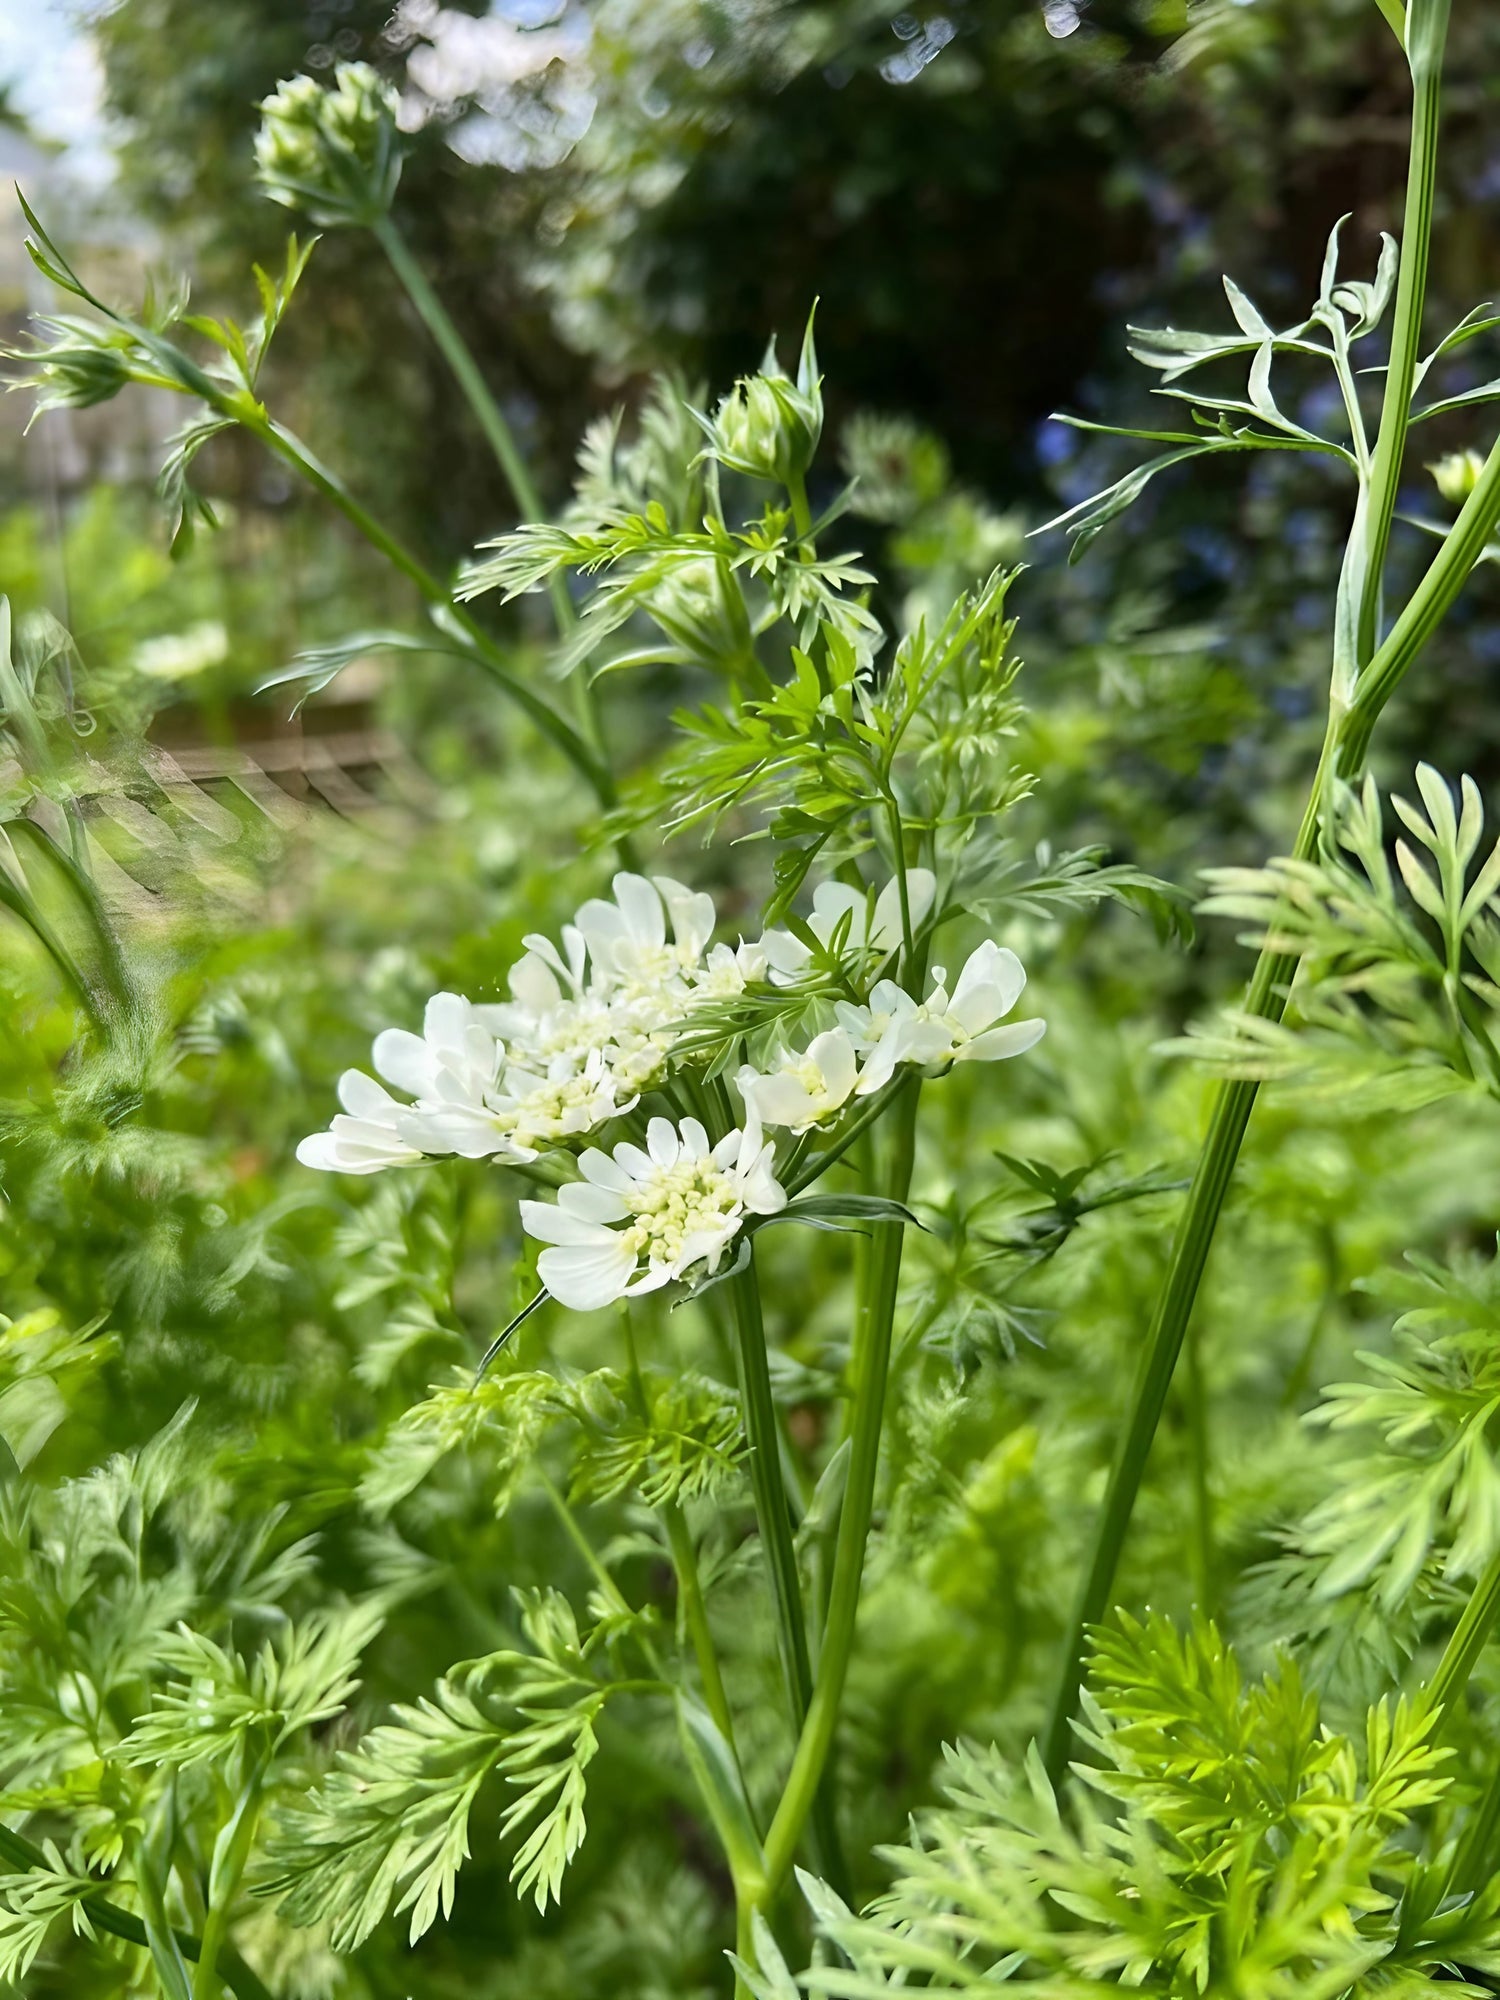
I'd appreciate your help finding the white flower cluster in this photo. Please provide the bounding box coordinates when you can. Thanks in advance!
[297,867,1045,1308]
[296,873,758,1175]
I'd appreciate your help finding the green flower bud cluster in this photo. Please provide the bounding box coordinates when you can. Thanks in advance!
[255,62,403,229]
[701,314,823,488]
[1428,448,1486,507]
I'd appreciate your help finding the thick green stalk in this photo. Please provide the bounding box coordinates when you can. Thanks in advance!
[0,1824,271,2000]
[1355,0,1449,666]
[727,1263,815,1715]
[726,1261,846,1885]
[760,1080,918,1895]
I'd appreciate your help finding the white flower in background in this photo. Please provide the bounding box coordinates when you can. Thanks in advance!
[520,1114,787,1310]
[295,1070,427,1174]
[761,869,936,982]
[575,872,716,1004]
[132,620,229,682]
[738,1028,859,1132]
[841,941,1045,1095]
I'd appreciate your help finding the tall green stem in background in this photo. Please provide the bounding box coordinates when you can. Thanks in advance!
[1355,0,1449,669]
[1043,0,1481,1780]
[369,213,612,764]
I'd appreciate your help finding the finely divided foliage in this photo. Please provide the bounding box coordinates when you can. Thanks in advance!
[6,4,1500,1997]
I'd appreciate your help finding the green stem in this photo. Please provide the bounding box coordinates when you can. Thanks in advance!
[238,410,615,805]
[664,1503,741,1769]
[786,469,815,549]
[726,1260,846,1886]
[193,1757,269,2000]
[1041,58,1500,1788]
[728,1262,815,1720]
[1420,1552,1500,1727]
[0,1825,271,2000]
[1183,1321,1215,1616]
[761,1080,918,1896]
[371,214,550,534]
[1354,0,1448,666]
[370,214,612,763]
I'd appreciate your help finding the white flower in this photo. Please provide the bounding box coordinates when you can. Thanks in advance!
[738,1028,860,1132]
[841,941,1045,1094]
[694,938,769,999]
[295,1070,427,1174]
[367,991,525,1159]
[575,872,716,1004]
[299,992,537,1172]
[520,1113,787,1310]
[761,869,937,982]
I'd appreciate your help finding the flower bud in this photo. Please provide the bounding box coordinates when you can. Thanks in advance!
[1428,448,1486,507]
[255,62,403,228]
[10,316,136,417]
[702,312,823,488]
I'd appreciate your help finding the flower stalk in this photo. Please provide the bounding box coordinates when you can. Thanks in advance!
[1042,0,1488,1781]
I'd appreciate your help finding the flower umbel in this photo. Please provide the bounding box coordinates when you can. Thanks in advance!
[520,1115,787,1310]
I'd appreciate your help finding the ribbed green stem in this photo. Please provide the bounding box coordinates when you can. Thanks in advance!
[1420,1552,1500,1726]
[664,1503,740,1766]
[1355,0,1448,665]
[761,1080,918,1894]
[726,1261,846,1886]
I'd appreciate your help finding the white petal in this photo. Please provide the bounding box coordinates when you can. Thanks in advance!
[558,1181,631,1223]
[656,877,716,958]
[372,1027,433,1097]
[337,1068,401,1118]
[613,872,667,947]
[423,991,470,1048]
[808,1027,857,1104]
[613,1141,655,1182]
[956,1017,1047,1063]
[952,942,1025,1022]
[520,1201,615,1247]
[646,1117,680,1167]
[679,1117,710,1160]
[579,1149,633,1193]
[810,882,865,951]
[746,1072,816,1128]
[540,1242,636,1311]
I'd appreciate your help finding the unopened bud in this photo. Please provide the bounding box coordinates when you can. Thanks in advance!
[1429,448,1486,507]
[701,312,823,488]
[255,62,402,228]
